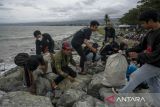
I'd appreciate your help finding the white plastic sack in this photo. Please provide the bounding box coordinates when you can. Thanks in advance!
[102,53,128,87]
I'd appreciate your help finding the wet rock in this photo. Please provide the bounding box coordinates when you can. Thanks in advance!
[56,89,86,107]
[0,91,53,107]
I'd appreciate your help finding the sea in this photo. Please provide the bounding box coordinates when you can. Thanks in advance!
[0,25,83,75]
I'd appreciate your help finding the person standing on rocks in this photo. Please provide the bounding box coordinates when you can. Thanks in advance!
[104,22,116,43]
[71,20,100,75]
[112,10,160,107]
[33,30,55,55]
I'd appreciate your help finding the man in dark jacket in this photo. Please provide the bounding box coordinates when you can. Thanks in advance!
[71,20,99,74]
[112,10,160,106]
[33,30,55,55]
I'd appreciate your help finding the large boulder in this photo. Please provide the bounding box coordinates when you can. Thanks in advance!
[72,95,107,107]
[56,89,86,107]
[0,91,53,107]
[0,67,25,91]
[87,72,107,99]
[58,74,92,91]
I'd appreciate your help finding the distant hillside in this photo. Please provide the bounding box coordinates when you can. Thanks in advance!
[0,18,120,26]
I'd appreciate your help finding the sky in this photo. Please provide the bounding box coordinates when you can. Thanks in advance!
[0,0,139,23]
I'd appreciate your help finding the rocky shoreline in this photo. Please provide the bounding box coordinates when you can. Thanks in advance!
[0,33,153,107]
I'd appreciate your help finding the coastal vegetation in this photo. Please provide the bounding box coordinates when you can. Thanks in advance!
[120,0,160,24]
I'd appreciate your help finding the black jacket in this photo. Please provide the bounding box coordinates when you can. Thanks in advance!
[71,27,92,46]
[35,40,42,55]
[104,27,115,41]
[127,28,160,67]
[35,33,55,55]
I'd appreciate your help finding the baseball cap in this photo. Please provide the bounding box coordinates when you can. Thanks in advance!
[62,41,73,50]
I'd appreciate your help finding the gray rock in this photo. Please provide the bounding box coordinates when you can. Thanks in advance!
[71,74,92,91]
[0,77,25,92]
[99,87,113,101]
[72,95,94,107]
[73,95,107,107]
[56,89,86,107]
[0,90,6,100]
[0,91,53,107]
[87,72,107,99]
[0,67,25,91]
[57,74,92,92]
[0,59,4,63]
[86,61,105,75]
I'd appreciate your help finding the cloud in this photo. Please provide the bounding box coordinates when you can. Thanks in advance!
[0,3,4,6]
[0,7,13,10]
[81,0,97,5]
[0,0,139,23]
[0,2,13,11]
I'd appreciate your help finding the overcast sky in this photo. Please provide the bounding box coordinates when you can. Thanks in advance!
[0,0,139,23]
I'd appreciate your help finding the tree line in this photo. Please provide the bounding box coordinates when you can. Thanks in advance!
[119,0,160,25]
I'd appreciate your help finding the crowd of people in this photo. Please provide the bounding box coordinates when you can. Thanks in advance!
[14,10,160,106]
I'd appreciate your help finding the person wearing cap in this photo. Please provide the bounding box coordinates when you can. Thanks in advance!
[54,41,78,84]
[71,20,100,74]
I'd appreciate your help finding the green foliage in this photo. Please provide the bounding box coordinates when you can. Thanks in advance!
[119,8,140,25]
[120,0,160,24]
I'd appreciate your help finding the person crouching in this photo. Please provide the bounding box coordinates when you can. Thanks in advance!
[54,41,79,85]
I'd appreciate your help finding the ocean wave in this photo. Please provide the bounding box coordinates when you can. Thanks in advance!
[0,36,33,41]
[0,33,72,41]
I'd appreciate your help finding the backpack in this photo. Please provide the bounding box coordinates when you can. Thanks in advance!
[14,53,30,66]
